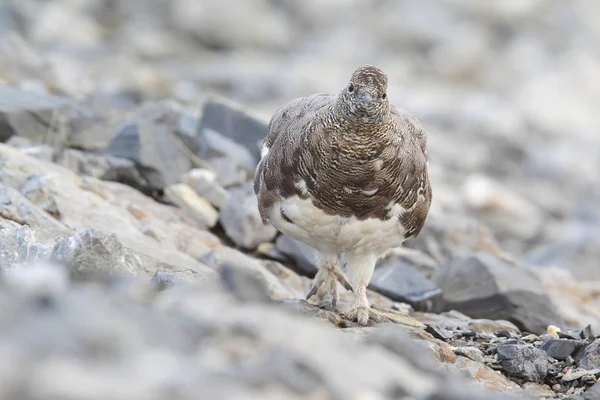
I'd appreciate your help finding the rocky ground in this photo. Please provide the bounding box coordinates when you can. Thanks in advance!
[1,0,600,399]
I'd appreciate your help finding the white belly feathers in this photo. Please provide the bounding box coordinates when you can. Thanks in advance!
[268,194,407,256]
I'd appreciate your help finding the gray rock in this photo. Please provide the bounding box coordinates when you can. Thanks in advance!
[55,148,143,184]
[198,96,268,164]
[369,262,441,310]
[0,84,88,145]
[433,251,564,334]
[425,324,454,341]
[182,168,229,208]
[585,380,600,400]
[541,339,584,360]
[575,339,600,370]
[220,262,271,303]
[0,218,52,273]
[105,103,197,190]
[219,182,277,249]
[205,156,250,188]
[496,344,549,383]
[275,234,318,276]
[0,185,73,240]
[50,227,143,281]
[150,269,174,291]
[201,246,295,300]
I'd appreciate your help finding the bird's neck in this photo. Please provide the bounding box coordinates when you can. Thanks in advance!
[326,104,393,138]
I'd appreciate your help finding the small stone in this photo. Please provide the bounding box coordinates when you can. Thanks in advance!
[183,168,229,208]
[542,339,584,361]
[426,324,454,341]
[583,325,596,341]
[219,182,277,249]
[150,270,174,291]
[164,183,219,228]
[455,346,485,363]
[562,369,600,382]
[496,343,550,383]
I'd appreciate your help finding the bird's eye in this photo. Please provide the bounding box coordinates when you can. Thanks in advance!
[348,83,354,93]
[381,93,387,100]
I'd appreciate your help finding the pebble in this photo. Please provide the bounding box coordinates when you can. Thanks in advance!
[182,168,229,208]
[164,183,219,228]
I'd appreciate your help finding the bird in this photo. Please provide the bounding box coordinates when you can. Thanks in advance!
[253,64,432,325]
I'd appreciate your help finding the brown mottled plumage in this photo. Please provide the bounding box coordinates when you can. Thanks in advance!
[253,65,432,325]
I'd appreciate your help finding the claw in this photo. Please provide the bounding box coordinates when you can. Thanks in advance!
[334,269,354,292]
[305,284,319,301]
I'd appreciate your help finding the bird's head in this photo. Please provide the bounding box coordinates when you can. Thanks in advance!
[339,64,390,123]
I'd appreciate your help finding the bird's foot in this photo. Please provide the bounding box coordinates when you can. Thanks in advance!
[343,305,387,326]
[305,261,353,310]
[340,283,382,326]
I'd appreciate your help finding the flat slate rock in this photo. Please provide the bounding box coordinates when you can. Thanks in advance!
[433,251,565,334]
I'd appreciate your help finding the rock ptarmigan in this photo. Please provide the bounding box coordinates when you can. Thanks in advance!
[253,65,432,325]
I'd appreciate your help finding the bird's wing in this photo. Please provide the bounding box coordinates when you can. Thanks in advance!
[253,93,334,223]
[387,106,432,239]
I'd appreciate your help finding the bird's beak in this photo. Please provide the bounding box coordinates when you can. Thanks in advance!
[358,92,373,105]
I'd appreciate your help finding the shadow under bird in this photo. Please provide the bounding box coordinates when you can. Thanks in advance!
[253,65,432,325]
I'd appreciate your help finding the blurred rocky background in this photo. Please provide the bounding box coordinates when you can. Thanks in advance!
[0,0,599,399]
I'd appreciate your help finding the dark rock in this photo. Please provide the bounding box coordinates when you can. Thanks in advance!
[433,251,564,334]
[583,325,596,341]
[369,262,441,310]
[274,234,318,276]
[496,343,550,383]
[219,182,277,249]
[559,328,586,340]
[105,103,198,190]
[575,339,600,370]
[426,324,454,341]
[541,339,584,360]
[0,84,89,145]
[198,96,268,165]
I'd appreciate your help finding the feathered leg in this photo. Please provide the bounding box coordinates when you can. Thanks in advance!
[306,254,353,309]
